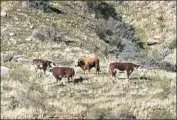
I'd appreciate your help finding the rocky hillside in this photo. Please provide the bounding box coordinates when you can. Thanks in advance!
[1,1,176,119]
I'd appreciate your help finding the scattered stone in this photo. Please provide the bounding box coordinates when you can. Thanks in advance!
[30,25,34,29]
[1,11,7,17]
[9,32,15,36]
[3,55,14,62]
[1,66,10,76]
[13,55,26,62]
[147,39,159,46]
[168,2,176,8]
[119,113,136,119]
[25,36,32,41]
[2,55,27,62]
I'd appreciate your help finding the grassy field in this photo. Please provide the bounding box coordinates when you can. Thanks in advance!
[1,1,176,119]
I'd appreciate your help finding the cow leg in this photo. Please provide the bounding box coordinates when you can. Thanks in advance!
[35,67,38,73]
[43,69,46,75]
[71,76,75,83]
[55,77,60,84]
[126,70,131,80]
[111,70,116,83]
[58,78,62,85]
[87,67,90,74]
[95,64,100,74]
[68,77,70,83]
[129,70,133,76]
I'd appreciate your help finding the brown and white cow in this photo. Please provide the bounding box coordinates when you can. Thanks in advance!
[75,57,100,74]
[51,67,75,84]
[109,62,140,83]
[32,59,56,74]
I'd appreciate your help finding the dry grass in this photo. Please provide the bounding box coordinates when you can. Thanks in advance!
[1,1,176,119]
[1,62,176,119]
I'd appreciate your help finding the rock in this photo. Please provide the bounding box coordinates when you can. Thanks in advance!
[147,39,159,46]
[168,2,176,8]
[3,55,14,62]
[9,32,15,36]
[30,25,34,29]
[17,9,21,12]
[119,113,136,119]
[1,11,7,17]
[1,66,10,76]
[13,55,27,62]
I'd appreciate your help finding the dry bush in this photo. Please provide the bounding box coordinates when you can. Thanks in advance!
[22,0,51,12]
[137,49,176,72]
[95,17,141,60]
[31,24,64,43]
[149,109,173,119]
[86,1,121,20]
[168,39,176,50]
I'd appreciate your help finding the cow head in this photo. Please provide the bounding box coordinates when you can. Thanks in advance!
[134,64,141,72]
[47,61,56,71]
[135,64,140,69]
[75,58,85,67]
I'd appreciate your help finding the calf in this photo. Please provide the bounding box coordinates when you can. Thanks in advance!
[51,67,75,84]
[32,59,56,74]
[109,62,140,82]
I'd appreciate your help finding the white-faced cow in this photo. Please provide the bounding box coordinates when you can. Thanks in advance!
[32,59,56,74]
[109,62,140,83]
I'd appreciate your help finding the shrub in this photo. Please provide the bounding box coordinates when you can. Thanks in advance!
[31,24,64,43]
[150,109,173,119]
[168,39,176,50]
[86,1,121,20]
[22,0,51,12]
[95,17,141,60]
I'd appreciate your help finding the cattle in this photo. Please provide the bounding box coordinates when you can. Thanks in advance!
[109,62,140,82]
[32,59,56,74]
[75,57,100,74]
[51,67,75,84]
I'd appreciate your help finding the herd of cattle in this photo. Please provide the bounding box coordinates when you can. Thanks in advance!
[32,57,140,83]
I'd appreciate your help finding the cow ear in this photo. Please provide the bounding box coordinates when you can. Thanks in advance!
[78,59,85,65]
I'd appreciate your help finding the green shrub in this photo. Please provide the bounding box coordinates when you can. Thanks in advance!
[23,0,51,12]
[150,109,173,119]
[168,40,176,50]
[31,24,64,43]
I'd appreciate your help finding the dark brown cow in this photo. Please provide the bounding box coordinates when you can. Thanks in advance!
[109,62,140,82]
[32,59,56,74]
[51,67,75,84]
[75,57,100,74]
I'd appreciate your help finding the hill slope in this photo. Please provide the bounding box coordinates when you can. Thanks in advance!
[1,1,176,119]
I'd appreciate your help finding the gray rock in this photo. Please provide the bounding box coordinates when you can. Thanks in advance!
[147,39,159,46]
[1,11,7,17]
[9,32,15,36]
[13,55,26,62]
[3,55,14,62]
[1,66,10,76]
[168,2,176,8]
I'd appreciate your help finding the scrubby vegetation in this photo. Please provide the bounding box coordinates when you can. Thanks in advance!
[1,1,176,119]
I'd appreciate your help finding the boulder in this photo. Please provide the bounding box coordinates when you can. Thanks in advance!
[147,40,159,46]
[1,11,7,17]
[3,55,14,62]
[1,66,10,76]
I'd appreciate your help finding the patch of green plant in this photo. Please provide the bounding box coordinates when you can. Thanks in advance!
[152,91,168,100]
[86,107,112,119]
[9,66,31,83]
[168,39,176,50]
[150,108,174,119]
